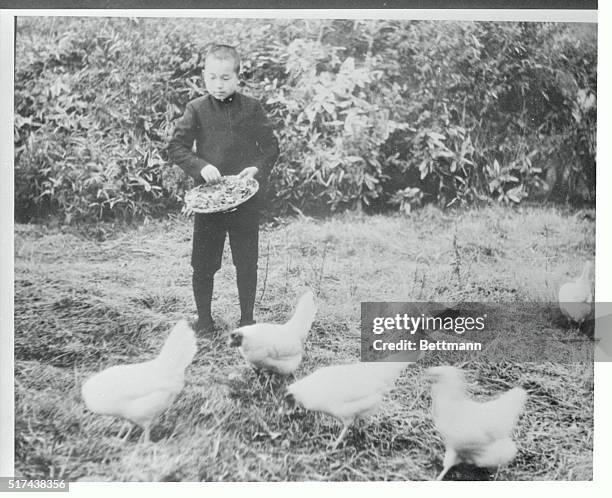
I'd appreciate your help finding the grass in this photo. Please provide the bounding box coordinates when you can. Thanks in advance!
[13,204,595,481]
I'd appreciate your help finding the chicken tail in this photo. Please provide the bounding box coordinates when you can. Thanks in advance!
[287,290,317,340]
[155,320,197,372]
[491,387,528,434]
[473,438,518,468]
[368,353,418,387]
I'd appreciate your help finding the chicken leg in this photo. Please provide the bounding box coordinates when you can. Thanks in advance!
[118,422,134,443]
[141,424,151,444]
[436,447,459,481]
[117,421,129,438]
[330,423,351,450]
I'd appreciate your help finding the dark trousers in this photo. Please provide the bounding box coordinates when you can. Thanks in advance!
[191,198,259,323]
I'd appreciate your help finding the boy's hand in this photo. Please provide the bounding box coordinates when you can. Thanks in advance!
[201,164,221,184]
[181,204,194,217]
[238,166,259,180]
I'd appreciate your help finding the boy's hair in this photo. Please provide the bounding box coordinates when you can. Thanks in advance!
[205,44,240,74]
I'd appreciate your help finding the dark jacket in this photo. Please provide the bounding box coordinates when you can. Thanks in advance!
[167,92,279,188]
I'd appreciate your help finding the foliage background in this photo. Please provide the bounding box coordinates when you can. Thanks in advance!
[14,17,597,223]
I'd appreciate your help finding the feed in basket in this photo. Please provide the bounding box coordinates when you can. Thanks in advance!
[184,176,259,213]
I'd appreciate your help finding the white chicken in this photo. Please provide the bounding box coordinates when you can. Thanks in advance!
[81,319,197,443]
[281,352,419,449]
[559,261,594,324]
[594,304,612,362]
[228,290,316,375]
[426,366,527,480]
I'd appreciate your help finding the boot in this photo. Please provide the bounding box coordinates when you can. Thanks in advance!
[236,268,257,327]
[193,271,215,334]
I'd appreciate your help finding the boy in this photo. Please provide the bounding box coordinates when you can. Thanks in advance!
[167,45,279,334]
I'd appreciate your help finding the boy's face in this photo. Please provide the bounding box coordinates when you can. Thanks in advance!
[203,56,239,101]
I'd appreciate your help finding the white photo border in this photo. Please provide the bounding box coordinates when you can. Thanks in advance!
[1,6,609,497]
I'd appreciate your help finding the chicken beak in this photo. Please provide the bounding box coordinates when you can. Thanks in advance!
[279,393,296,416]
[228,331,243,348]
[278,402,291,416]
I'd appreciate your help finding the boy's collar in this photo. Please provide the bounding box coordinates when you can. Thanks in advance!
[211,92,238,104]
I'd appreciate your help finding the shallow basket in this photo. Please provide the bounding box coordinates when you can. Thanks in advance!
[184,176,259,214]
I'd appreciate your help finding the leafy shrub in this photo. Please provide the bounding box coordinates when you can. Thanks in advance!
[14,17,596,223]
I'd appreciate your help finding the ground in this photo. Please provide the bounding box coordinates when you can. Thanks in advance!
[13,204,594,481]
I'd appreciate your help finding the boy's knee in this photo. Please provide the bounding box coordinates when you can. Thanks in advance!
[191,245,224,276]
[192,264,220,279]
[234,260,258,277]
